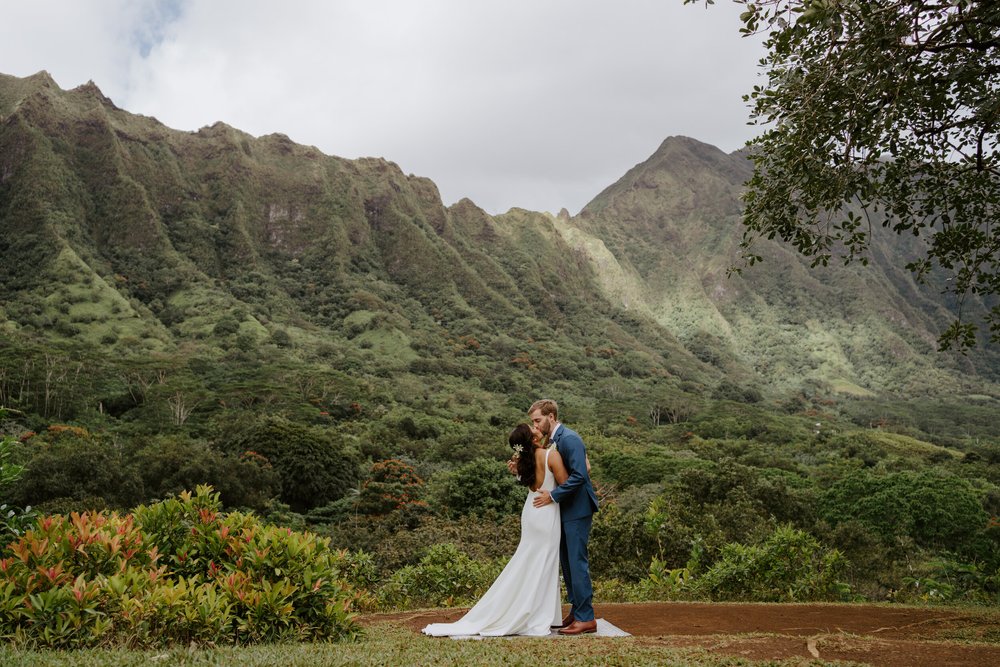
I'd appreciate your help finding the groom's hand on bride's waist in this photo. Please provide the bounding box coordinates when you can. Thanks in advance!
[533,490,553,507]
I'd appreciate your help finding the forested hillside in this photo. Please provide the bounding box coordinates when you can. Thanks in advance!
[1,71,998,612]
[568,136,1000,395]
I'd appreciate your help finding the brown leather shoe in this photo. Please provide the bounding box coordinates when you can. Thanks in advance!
[551,613,574,629]
[558,619,597,635]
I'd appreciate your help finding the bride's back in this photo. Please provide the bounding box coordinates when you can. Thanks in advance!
[531,447,556,491]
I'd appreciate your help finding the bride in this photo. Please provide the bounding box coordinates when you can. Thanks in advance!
[422,423,569,637]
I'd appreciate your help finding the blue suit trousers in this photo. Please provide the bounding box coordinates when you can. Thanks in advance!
[559,514,594,622]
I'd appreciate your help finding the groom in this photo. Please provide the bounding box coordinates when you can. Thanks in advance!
[529,399,599,635]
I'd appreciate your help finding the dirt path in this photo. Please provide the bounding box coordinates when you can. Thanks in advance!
[360,602,1000,667]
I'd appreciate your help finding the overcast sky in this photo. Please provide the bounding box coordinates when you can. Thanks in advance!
[1,0,764,214]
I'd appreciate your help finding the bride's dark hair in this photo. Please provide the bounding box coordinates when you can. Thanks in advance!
[509,423,537,488]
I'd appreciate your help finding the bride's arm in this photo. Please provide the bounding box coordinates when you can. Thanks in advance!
[549,449,570,486]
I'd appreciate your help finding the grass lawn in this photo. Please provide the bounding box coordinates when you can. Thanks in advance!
[0,623,834,667]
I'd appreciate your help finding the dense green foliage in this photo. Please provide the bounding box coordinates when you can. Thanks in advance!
[430,457,525,519]
[0,351,997,608]
[690,525,848,602]
[819,469,989,555]
[5,426,280,513]
[0,411,35,548]
[219,415,361,513]
[377,543,504,609]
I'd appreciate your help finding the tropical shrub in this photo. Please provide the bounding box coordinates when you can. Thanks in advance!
[0,486,358,647]
[222,416,362,512]
[429,458,524,519]
[691,525,849,602]
[8,426,144,511]
[711,380,763,404]
[640,558,692,600]
[0,429,25,488]
[819,469,992,558]
[0,503,37,551]
[130,435,280,510]
[376,543,503,609]
[818,518,898,598]
[335,550,379,611]
[589,502,665,581]
[322,510,519,576]
[678,459,813,529]
[1,424,37,549]
[896,554,1000,605]
[590,577,645,603]
[355,459,426,516]
[598,450,672,488]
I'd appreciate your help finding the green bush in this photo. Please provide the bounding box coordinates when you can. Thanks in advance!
[223,416,362,512]
[0,503,37,551]
[815,519,895,598]
[9,427,143,510]
[677,459,811,529]
[591,577,645,603]
[819,469,992,558]
[376,543,502,609]
[322,511,519,576]
[598,450,672,488]
[131,436,279,511]
[212,317,240,337]
[0,486,359,647]
[429,458,524,519]
[897,555,1000,605]
[640,558,692,600]
[691,525,849,602]
[0,425,36,549]
[711,380,763,404]
[589,502,665,581]
[336,550,379,610]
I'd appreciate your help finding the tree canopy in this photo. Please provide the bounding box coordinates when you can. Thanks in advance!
[690,0,1000,349]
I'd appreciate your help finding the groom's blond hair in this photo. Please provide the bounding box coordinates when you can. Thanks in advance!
[529,399,558,419]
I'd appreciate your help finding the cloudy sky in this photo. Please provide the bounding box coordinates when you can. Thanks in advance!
[1,0,764,214]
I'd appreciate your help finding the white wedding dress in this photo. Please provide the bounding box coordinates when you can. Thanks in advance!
[422,449,562,637]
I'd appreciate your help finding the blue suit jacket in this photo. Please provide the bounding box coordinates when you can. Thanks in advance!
[549,424,599,522]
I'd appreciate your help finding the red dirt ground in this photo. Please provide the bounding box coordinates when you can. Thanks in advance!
[360,602,1000,667]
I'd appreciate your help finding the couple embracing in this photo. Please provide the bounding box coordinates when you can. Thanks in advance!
[423,399,600,637]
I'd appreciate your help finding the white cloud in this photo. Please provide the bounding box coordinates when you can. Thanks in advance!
[0,0,764,214]
[0,0,174,99]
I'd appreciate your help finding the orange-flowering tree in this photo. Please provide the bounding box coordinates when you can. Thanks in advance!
[356,459,427,516]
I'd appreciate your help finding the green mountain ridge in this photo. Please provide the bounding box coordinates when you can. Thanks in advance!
[0,70,996,409]
[563,136,1000,395]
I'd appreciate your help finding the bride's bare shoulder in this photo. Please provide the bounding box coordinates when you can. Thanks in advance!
[547,448,568,483]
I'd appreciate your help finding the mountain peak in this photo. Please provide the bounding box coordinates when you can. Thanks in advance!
[70,80,118,109]
[0,72,55,115]
[650,135,732,163]
[25,70,58,88]
[579,135,752,220]
[655,135,714,151]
